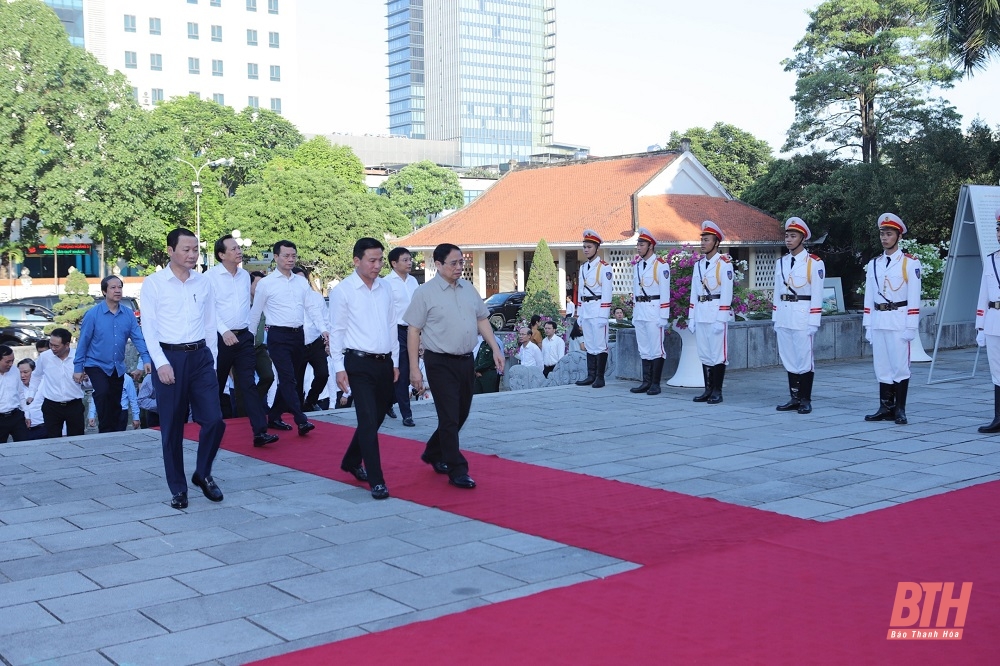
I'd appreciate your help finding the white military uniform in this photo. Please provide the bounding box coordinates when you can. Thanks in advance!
[689,253,734,366]
[863,250,921,383]
[976,251,1000,384]
[772,251,825,374]
[632,255,671,360]
[577,256,613,354]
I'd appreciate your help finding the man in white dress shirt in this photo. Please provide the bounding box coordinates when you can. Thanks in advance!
[209,235,278,447]
[248,240,328,436]
[540,321,565,377]
[517,327,544,368]
[0,346,31,442]
[329,238,399,500]
[28,328,85,436]
[141,228,226,510]
[292,266,330,413]
[386,246,420,427]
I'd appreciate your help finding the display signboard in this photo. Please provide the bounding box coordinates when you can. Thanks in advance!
[928,185,1000,383]
[25,242,91,256]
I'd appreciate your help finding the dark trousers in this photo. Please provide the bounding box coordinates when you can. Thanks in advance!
[0,409,31,442]
[392,324,413,419]
[152,346,226,496]
[267,326,307,425]
[42,398,85,437]
[217,330,268,435]
[26,423,48,440]
[232,344,274,418]
[298,337,330,410]
[340,353,394,487]
[422,350,474,478]
[86,368,126,433]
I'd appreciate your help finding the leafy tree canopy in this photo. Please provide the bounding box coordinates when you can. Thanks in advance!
[225,167,410,284]
[521,239,560,320]
[381,161,464,228]
[928,0,1000,71]
[665,123,773,197]
[783,0,960,164]
[269,136,366,193]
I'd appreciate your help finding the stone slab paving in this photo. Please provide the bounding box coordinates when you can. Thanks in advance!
[2,347,1000,664]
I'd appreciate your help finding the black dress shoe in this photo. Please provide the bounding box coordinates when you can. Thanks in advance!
[421,453,450,474]
[191,474,224,502]
[386,407,398,419]
[341,465,368,482]
[253,432,279,447]
[170,492,188,510]
[268,419,293,431]
[449,474,477,489]
[402,417,415,427]
[370,484,390,500]
[297,421,315,436]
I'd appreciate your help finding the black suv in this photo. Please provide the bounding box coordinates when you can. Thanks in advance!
[484,291,525,330]
[0,325,46,347]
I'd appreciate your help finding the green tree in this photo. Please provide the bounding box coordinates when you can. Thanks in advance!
[519,239,560,322]
[52,268,93,332]
[665,123,774,197]
[381,161,464,229]
[0,0,140,257]
[929,0,1000,71]
[270,137,366,193]
[225,167,410,283]
[783,0,960,164]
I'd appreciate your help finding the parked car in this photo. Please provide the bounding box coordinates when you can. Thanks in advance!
[484,291,526,330]
[0,303,56,328]
[94,295,140,323]
[0,325,47,347]
[7,295,63,311]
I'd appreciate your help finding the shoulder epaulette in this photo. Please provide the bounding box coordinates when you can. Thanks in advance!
[809,253,821,261]
[720,255,732,263]
[905,253,917,260]
[599,259,609,266]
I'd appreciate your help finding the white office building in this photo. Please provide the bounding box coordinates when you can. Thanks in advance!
[45,0,298,117]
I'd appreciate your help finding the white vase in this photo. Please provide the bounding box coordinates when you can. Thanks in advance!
[667,327,705,388]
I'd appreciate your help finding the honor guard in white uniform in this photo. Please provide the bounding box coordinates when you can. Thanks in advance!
[863,213,921,425]
[629,228,671,395]
[689,221,734,404]
[975,209,1000,433]
[773,217,825,414]
[575,229,613,388]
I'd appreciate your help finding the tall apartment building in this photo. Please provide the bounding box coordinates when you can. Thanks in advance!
[43,0,298,118]
[387,0,556,168]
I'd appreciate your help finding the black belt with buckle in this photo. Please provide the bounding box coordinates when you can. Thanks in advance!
[269,325,303,332]
[0,408,20,417]
[780,294,811,302]
[581,296,600,302]
[698,294,721,302]
[44,398,81,405]
[635,295,660,303]
[160,340,206,352]
[989,301,1000,310]
[425,350,473,360]
[345,348,391,361]
[874,301,908,311]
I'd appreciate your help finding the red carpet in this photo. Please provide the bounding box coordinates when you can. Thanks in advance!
[184,420,1000,664]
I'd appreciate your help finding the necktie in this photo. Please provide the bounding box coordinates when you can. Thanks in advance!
[790,256,795,269]
[886,256,891,268]
[642,260,647,270]
[705,260,709,269]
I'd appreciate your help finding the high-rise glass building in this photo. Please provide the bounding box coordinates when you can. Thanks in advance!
[387,0,556,168]
[43,0,85,47]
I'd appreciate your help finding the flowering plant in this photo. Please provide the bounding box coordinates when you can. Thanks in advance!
[664,246,701,330]
[496,332,520,358]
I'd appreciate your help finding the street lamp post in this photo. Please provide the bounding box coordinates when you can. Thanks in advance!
[231,229,253,264]
[175,156,235,267]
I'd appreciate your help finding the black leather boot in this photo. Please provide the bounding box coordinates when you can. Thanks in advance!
[576,354,596,386]
[776,372,801,411]
[630,359,652,393]
[592,352,608,388]
[893,378,909,425]
[797,371,814,414]
[646,357,664,395]
[707,364,726,404]
[864,383,896,421]
[693,364,712,402]
[978,385,1000,433]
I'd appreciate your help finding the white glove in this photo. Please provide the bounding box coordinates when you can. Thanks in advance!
[864,327,872,344]
[900,329,917,342]
[808,325,819,337]
[712,321,726,333]
[688,321,696,333]
[977,330,986,347]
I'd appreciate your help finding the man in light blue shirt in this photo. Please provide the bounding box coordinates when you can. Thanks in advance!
[74,275,151,433]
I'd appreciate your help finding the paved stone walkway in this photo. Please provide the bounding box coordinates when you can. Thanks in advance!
[1,347,998,665]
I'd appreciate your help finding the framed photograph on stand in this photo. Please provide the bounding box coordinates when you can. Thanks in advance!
[822,277,844,314]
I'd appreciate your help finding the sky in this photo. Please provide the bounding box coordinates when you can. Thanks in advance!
[297,0,1000,158]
